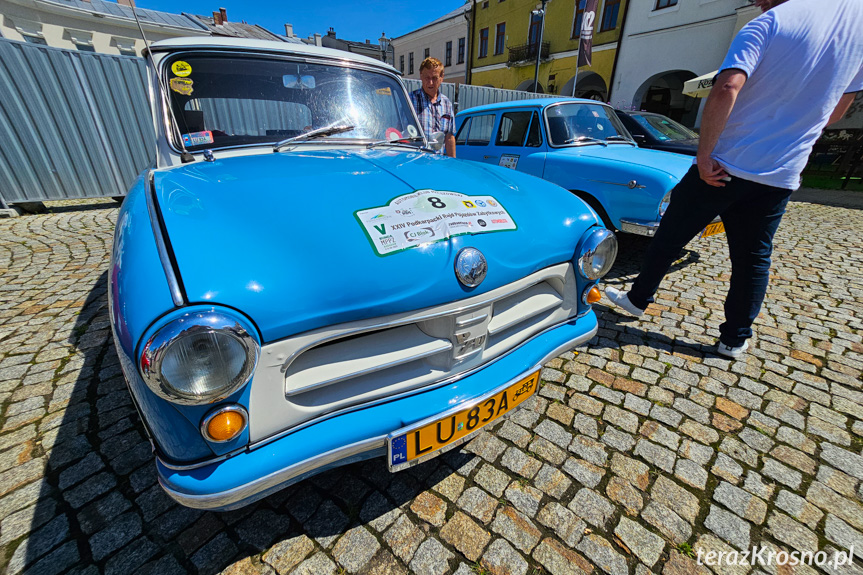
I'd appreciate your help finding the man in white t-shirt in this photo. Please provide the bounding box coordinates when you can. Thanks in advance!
[606,0,863,358]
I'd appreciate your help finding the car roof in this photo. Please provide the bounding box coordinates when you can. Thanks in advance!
[148,36,399,74]
[457,97,608,116]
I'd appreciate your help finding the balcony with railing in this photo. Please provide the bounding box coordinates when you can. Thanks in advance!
[507,41,550,65]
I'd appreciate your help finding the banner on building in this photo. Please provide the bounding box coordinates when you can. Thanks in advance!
[577,0,599,67]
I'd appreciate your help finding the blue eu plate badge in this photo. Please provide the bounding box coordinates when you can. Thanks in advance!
[391,435,407,466]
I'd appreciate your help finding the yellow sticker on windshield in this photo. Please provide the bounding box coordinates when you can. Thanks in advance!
[376,87,392,96]
[169,77,194,96]
[171,61,192,77]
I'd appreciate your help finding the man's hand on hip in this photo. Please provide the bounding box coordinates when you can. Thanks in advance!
[697,155,729,187]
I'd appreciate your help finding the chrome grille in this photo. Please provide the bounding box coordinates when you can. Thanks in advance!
[248,263,578,442]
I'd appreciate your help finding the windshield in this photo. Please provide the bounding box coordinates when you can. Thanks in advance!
[163,54,421,151]
[545,103,632,146]
[631,113,698,141]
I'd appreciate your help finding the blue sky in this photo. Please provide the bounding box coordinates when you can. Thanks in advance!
[138,0,468,42]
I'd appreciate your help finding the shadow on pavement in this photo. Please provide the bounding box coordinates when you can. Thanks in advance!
[791,187,863,210]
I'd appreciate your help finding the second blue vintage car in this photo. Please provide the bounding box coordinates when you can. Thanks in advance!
[109,38,617,510]
[456,98,698,237]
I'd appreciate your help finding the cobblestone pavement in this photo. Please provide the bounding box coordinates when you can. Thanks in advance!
[0,192,862,575]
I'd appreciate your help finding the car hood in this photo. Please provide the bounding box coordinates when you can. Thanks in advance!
[561,144,693,179]
[153,149,598,342]
[650,140,699,156]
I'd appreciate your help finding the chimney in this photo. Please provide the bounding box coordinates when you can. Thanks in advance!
[327,27,336,38]
[212,11,222,25]
[365,39,370,44]
[117,0,133,6]
[313,32,322,46]
[284,23,293,37]
[219,7,227,22]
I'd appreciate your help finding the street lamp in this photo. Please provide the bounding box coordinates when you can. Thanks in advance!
[532,0,549,94]
[379,33,391,65]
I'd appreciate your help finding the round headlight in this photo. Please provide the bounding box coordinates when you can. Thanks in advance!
[577,228,618,280]
[140,310,259,405]
[659,190,672,218]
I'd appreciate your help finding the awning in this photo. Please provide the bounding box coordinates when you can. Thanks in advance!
[683,71,718,98]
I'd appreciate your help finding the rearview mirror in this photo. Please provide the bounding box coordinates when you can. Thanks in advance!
[429,131,446,152]
[283,74,316,90]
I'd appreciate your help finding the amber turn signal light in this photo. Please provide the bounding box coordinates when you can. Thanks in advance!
[201,406,248,443]
[584,286,602,305]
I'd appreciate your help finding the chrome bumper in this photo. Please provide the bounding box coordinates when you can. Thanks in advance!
[618,218,660,237]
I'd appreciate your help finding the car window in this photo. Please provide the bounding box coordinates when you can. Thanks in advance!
[545,103,630,146]
[465,114,495,146]
[455,118,471,145]
[496,111,532,147]
[632,114,698,141]
[526,112,542,147]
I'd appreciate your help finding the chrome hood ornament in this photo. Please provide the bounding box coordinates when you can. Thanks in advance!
[455,248,488,288]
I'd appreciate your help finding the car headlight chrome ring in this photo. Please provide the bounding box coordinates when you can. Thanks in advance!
[577,228,618,280]
[659,190,672,218]
[140,309,260,405]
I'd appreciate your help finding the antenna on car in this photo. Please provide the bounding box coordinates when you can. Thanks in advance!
[130,0,195,164]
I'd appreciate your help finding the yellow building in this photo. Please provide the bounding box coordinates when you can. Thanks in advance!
[468,0,627,100]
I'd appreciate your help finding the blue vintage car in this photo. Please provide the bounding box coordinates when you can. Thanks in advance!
[109,38,617,510]
[456,98,698,237]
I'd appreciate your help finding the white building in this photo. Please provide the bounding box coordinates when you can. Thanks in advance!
[392,4,470,83]
[609,0,759,127]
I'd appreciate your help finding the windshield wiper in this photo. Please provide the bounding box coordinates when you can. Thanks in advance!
[366,136,433,152]
[273,124,355,152]
[605,135,636,144]
[564,136,608,147]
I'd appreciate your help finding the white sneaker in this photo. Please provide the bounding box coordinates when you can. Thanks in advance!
[716,340,749,359]
[604,286,644,317]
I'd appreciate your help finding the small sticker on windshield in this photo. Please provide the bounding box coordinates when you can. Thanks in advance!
[182,131,213,146]
[171,61,192,77]
[169,77,194,96]
[376,87,392,96]
[385,128,403,141]
[407,125,418,138]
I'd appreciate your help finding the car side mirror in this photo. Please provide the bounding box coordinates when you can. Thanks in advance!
[429,131,446,152]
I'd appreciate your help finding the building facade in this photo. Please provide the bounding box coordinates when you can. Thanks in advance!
[392,5,470,83]
[469,0,628,100]
[609,0,759,127]
[0,0,210,56]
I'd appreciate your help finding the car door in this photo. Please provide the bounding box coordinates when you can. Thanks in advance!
[455,113,496,164]
[491,109,547,178]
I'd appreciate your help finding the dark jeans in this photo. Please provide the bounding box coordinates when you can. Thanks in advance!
[628,165,792,347]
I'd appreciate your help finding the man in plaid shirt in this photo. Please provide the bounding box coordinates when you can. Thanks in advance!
[409,58,456,157]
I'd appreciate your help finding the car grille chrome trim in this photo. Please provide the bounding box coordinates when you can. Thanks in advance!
[248,263,579,443]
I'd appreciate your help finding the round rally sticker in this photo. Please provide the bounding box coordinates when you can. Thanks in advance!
[407,125,418,138]
[385,128,403,141]
[171,61,192,77]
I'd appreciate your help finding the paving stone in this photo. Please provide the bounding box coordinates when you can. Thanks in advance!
[465,431,507,463]
[806,481,863,532]
[738,427,774,454]
[774,490,824,530]
[815,466,860,498]
[409,538,454,575]
[573,413,600,439]
[501,447,542,479]
[767,511,819,553]
[411,491,447,527]
[615,516,665,567]
[529,436,568,465]
[534,463,572,499]
[505,482,543,517]
[332,526,380,573]
[606,475,644,516]
[719,437,760,467]
[625,393,653,417]
[361,491,402,532]
[570,393,604,416]
[808,417,852,446]
[191,532,238,574]
[474,464,511,498]
[820,443,863,480]
[577,533,628,575]
[761,458,803,489]
[456,486,498,525]
[568,488,616,529]
[364,549,409,575]
[293,552,337,575]
[742,472,775,501]
[384,514,424,564]
[679,419,720,445]
[533,537,594,575]
[748,412,781,436]
[491,505,541,553]
[651,405,684,428]
[705,505,751,550]
[536,419,573,448]
[678,439,714,466]
[674,457,708,490]
[481,538,528,575]
[304,500,349,549]
[89,511,141,561]
[604,405,640,434]
[712,453,745,485]
[563,457,605,489]
[641,501,692,545]
[824,515,863,561]
[497,420,532,448]
[547,402,575,426]
[691,534,751,575]
[634,439,676,473]
[662,550,712,575]
[439,511,490,562]
[590,384,625,405]
[537,502,586,548]
[713,413,744,433]
[713,481,768,524]
[640,420,681,451]
[651,476,699,523]
[610,453,650,490]
[261,534,315,574]
[569,435,609,467]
